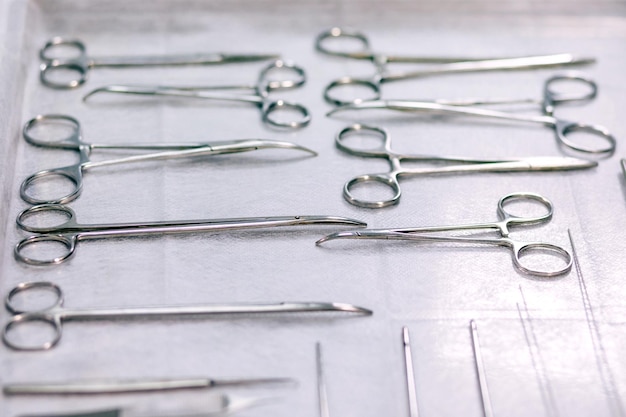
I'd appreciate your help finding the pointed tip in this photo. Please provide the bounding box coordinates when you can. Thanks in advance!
[402,326,410,344]
[298,145,318,156]
[331,302,373,315]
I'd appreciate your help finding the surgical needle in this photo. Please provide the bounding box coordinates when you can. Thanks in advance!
[470,320,494,417]
[403,326,420,417]
[316,342,331,417]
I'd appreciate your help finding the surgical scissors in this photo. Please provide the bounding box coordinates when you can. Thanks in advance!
[20,114,316,205]
[328,74,616,156]
[82,60,311,129]
[316,28,595,106]
[2,281,372,351]
[39,37,279,89]
[14,204,366,266]
[334,124,596,208]
[316,192,572,277]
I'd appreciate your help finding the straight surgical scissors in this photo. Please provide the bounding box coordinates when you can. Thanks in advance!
[14,204,366,265]
[20,114,316,205]
[82,60,311,129]
[39,37,279,89]
[334,124,596,208]
[316,28,595,106]
[328,73,615,156]
[316,192,572,277]
[2,281,372,351]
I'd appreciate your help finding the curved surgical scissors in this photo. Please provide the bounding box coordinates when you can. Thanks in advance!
[2,281,372,351]
[328,74,615,156]
[20,114,316,205]
[335,124,596,208]
[14,204,366,266]
[316,28,595,106]
[317,192,572,277]
[83,60,311,129]
[39,37,279,89]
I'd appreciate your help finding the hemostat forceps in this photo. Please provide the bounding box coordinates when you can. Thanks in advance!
[39,37,279,89]
[316,192,572,278]
[2,281,372,351]
[20,114,316,205]
[83,60,311,129]
[14,205,366,266]
[334,124,596,208]
[315,28,595,106]
[328,73,616,156]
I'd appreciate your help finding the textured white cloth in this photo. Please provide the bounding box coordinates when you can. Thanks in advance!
[1,1,626,417]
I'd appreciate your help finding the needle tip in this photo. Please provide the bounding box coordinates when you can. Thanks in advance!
[402,326,410,345]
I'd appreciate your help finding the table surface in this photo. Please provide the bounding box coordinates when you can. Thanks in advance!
[1,1,626,417]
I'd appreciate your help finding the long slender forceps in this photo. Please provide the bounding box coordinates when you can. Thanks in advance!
[315,28,595,106]
[20,114,316,205]
[82,60,311,129]
[3,394,278,417]
[317,192,572,277]
[334,124,596,208]
[14,205,365,266]
[39,37,279,89]
[328,74,615,156]
[4,374,294,395]
[2,281,372,351]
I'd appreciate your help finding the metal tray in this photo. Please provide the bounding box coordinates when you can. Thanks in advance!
[1,1,626,416]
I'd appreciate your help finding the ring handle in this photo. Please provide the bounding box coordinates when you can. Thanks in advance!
[16,204,79,233]
[336,124,391,157]
[315,28,372,60]
[259,60,306,92]
[343,173,401,208]
[543,73,597,115]
[20,165,83,205]
[3,314,63,351]
[5,281,64,314]
[23,114,83,149]
[14,235,77,266]
[555,120,616,156]
[40,61,89,90]
[262,100,311,129]
[512,242,572,278]
[497,192,553,226]
[40,37,87,63]
[324,77,381,106]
